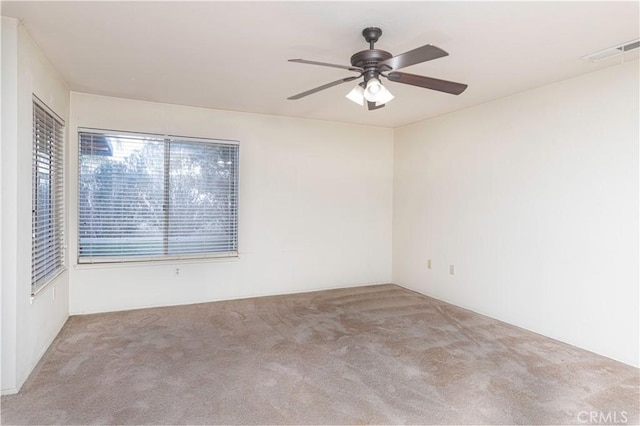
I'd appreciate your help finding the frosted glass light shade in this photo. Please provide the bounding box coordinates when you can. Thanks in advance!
[375,86,394,105]
[346,85,365,106]
[363,78,394,105]
[364,78,383,102]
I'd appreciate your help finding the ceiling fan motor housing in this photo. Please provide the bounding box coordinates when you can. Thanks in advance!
[351,50,392,81]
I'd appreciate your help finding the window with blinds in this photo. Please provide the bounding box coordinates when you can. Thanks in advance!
[78,129,239,263]
[32,99,65,294]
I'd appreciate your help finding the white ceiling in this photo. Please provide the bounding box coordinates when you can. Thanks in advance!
[2,1,639,128]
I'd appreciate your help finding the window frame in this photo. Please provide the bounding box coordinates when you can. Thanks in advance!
[76,128,239,264]
[32,96,66,295]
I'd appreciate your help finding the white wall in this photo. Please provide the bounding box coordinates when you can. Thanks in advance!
[1,18,70,394]
[393,61,639,367]
[1,16,19,394]
[68,93,394,314]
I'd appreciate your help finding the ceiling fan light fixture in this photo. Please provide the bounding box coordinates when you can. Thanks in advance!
[375,86,394,105]
[287,27,467,106]
[346,84,365,106]
[363,78,394,105]
[363,78,383,102]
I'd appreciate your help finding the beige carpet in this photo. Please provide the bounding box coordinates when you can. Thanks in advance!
[1,284,638,425]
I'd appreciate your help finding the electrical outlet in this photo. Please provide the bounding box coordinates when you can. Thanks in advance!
[449,265,455,275]
[175,268,180,276]
[427,259,432,269]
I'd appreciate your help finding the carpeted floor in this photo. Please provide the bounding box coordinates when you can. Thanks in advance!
[1,284,638,425]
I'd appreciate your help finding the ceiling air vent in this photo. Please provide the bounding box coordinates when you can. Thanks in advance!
[582,39,640,62]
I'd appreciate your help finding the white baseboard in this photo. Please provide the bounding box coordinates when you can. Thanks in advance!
[1,386,19,395]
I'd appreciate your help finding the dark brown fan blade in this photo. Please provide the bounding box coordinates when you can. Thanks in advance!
[287,76,360,100]
[367,101,385,111]
[379,45,448,71]
[387,72,467,95]
[289,59,363,73]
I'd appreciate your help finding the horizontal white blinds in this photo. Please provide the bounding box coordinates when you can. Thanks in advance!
[32,101,65,293]
[78,130,239,263]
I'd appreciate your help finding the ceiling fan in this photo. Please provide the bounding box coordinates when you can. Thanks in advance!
[287,27,468,110]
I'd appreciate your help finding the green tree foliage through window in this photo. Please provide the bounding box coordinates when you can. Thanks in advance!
[78,131,238,262]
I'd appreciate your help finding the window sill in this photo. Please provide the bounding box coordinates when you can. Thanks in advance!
[31,267,67,298]
[73,255,240,270]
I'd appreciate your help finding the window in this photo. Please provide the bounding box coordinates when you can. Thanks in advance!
[32,99,65,294]
[78,129,239,263]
